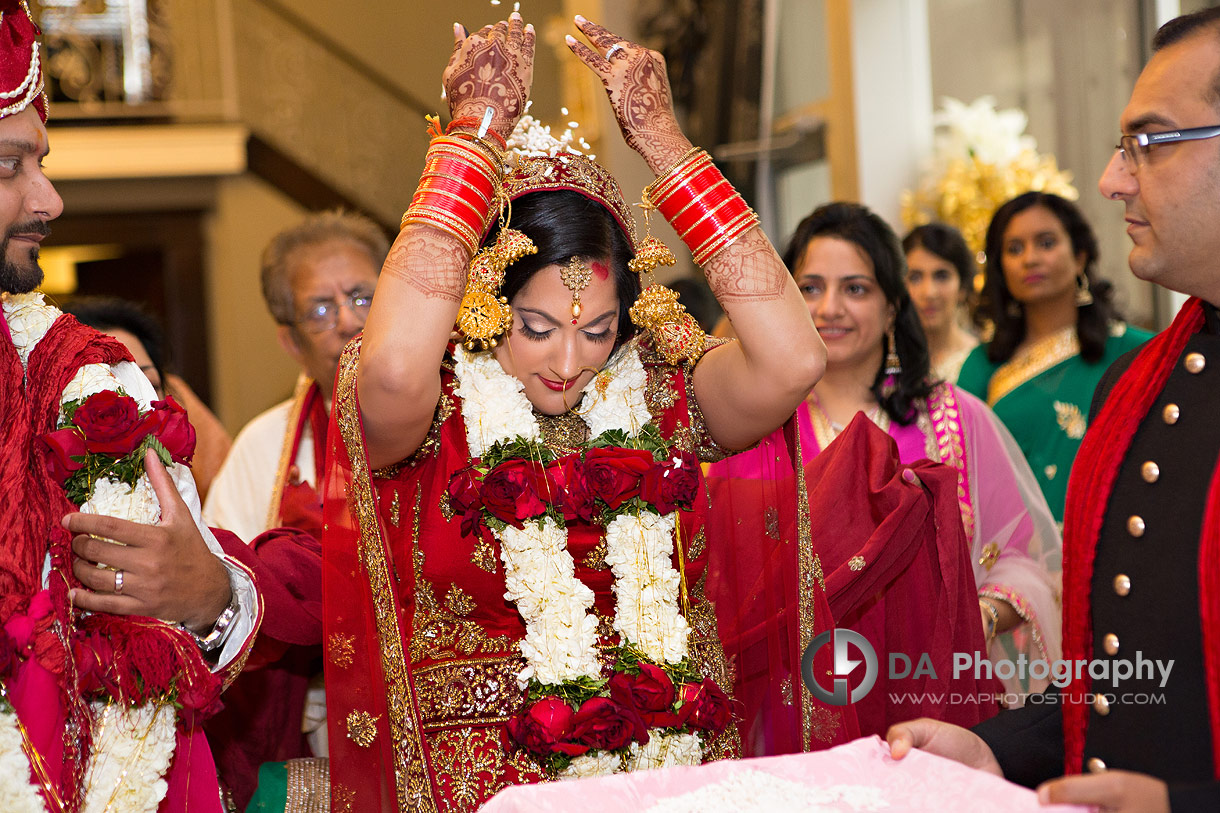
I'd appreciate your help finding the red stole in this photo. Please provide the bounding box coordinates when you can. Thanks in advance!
[273,379,327,538]
[1061,297,1220,775]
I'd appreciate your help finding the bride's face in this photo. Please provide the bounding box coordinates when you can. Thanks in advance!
[492,259,622,415]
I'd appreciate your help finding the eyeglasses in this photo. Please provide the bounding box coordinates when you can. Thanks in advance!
[1116,124,1220,173]
[294,290,374,333]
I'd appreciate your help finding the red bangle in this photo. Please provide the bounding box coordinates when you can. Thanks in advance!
[402,133,504,253]
[644,148,757,265]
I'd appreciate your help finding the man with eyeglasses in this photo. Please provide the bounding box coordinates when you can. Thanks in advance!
[887,8,1220,812]
[204,210,386,542]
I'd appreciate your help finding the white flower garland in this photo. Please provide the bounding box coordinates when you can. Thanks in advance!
[82,702,176,813]
[0,706,46,813]
[0,295,176,810]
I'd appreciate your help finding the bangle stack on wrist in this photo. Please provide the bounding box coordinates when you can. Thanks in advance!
[401,127,505,254]
[644,148,759,265]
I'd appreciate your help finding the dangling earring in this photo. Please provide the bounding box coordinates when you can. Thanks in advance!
[1075,272,1094,307]
[882,328,901,397]
[627,192,705,365]
[455,196,537,351]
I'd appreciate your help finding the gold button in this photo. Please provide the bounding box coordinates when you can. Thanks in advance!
[1185,352,1206,374]
[1127,515,1145,538]
[1093,694,1110,715]
[1086,757,1107,773]
[1114,574,1131,596]
[1103,633,1120,655]
[1141,461,1160,483]
[1163,403,1180,424]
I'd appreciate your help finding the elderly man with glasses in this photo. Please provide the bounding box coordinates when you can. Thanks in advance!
[205,210,385,541]
[201,209,385,806]
[887,8,1220,813]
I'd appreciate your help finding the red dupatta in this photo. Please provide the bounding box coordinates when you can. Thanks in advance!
[1060,297,1220,776]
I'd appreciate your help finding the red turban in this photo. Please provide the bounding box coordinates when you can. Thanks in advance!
[0,1,46,122]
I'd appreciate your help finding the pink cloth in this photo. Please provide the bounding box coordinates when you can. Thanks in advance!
[480,735,1087,812]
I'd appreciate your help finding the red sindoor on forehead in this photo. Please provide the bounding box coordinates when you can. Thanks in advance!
[591,261,610,281]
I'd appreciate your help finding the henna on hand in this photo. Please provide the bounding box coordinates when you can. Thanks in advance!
[384,230,466,304]
[566,17,690,172]
[444,13,535,138]
[704,228,788,304]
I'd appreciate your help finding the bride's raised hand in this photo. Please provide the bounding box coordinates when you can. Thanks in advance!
[444,11,535,140]
[565,15,692,173]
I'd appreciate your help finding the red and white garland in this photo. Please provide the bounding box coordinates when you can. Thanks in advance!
[448,343,730,778]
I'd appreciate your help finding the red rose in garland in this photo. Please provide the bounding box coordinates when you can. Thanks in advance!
[507,695,587,757]
[569,696,649,751]
[552,454,596,523]
[143,396,196,464]
[40,425,88,480]
[584,447,654,509]
[639,450,701,514]
[446,465,485,536]
[72,389,147,455]
[481,459,559,527]
[677,678,733,734]
[608,663,680,728]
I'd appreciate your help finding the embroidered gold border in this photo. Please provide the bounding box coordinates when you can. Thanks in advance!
[217,555,264,691]
[266,373,316,530]
[986,327,1078,406]
[926,384,975,544]
[792,417,827,750]
[334,342,438,813]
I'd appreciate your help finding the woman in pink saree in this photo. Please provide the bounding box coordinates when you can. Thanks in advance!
[707,203,1061,754]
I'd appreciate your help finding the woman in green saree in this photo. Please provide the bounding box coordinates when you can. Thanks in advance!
[958,192,1152,522]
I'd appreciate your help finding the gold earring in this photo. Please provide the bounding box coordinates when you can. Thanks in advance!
[628,192,704,365]
[455,197,538,351]
[1075,272,1094,307]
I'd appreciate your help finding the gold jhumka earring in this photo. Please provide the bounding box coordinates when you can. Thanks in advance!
[628,194,705,365]
[455,198,538,351]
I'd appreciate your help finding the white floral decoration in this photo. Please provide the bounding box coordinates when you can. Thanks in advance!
[498,518,601,688]
[0,707,46,813]
[60,364,125,408]
[558,750,622,781]
[604,512,689,664]
[3,292,59,367]
[581,348,651,439]
[932,96,1035,167]
[83,701,176,813]
[453,346,539,456]
[81,475,160,527]
[627,730,704,772]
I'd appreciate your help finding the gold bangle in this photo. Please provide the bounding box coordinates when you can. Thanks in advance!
[645,147,706,201]
[401,207,479,252]
[648,153,714,206]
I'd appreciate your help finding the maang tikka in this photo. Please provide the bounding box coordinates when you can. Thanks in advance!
[628,194,705,365]
[561,256,593,324]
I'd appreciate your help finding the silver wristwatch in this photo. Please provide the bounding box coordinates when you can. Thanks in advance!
[184,590,240,653]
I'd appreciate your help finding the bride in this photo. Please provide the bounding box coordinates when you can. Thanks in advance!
[319,11,825,811]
